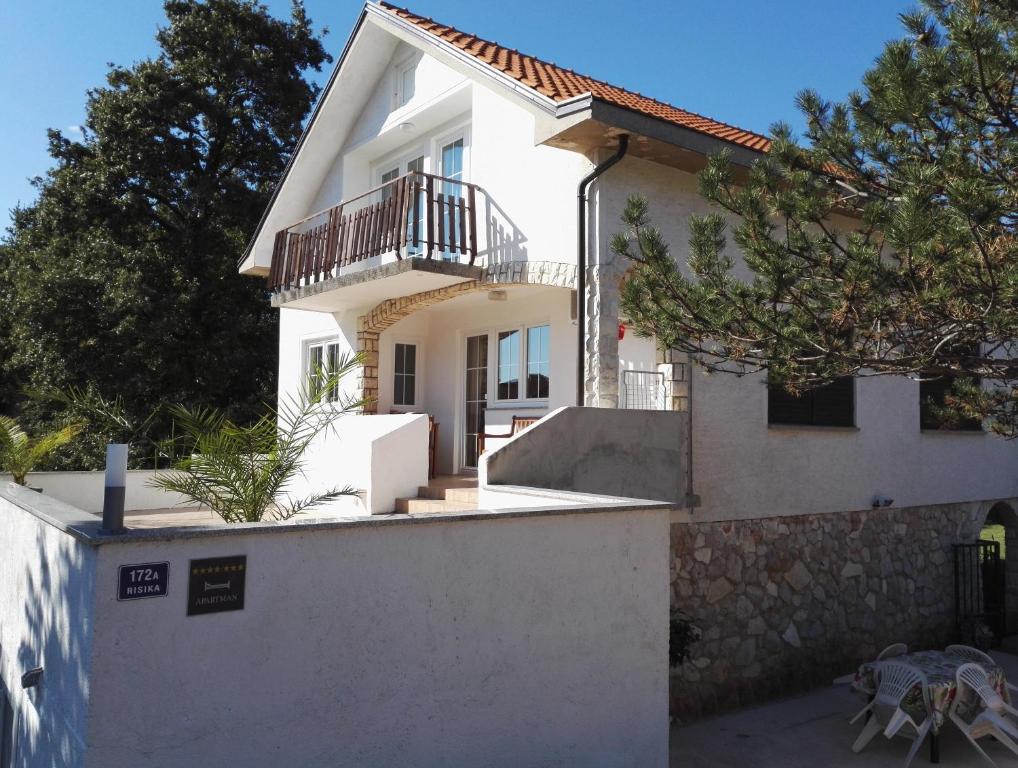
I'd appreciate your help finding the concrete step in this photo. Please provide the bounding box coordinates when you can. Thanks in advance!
[394,497,477,515]
[443,487,479,503]
[415,483,479,503]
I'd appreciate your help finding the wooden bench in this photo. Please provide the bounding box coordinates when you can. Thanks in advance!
[476,416,538,457]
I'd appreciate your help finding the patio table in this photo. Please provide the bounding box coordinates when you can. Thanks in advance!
[853,650,1011,763]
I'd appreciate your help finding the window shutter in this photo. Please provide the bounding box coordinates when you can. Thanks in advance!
[767,386,813,425]
[768,377,854,427]
[811,378,855,427]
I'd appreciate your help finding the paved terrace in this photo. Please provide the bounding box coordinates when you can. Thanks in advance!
[671,651,1018,767]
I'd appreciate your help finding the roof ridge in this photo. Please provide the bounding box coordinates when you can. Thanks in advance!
[376,1,771,153]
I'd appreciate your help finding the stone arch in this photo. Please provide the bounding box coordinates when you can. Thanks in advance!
[975,500,1018,636]
[357,260,576,411]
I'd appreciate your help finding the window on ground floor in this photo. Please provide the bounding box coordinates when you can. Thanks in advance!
[306,339,341,402]
[496,324,550,402]
[497,330,520,400]
[393,342,417,407]
[526,325,550,399]
[768,376,854,427]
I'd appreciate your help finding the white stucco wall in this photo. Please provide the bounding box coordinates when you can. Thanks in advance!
[0,487,670,768]
[287,412,430,514]
[600,157,1018,520]
[0,471,190,514]
[469,82,586,266]
[0,488,97,768]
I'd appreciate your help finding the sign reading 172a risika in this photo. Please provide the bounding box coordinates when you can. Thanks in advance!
[117,562,170,601]
[187,556,247,616]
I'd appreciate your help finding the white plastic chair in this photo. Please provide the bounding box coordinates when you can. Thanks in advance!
[947,644,996,669]
[950,663,1018,766]
[851,661,932,768]
[878,643,908,660]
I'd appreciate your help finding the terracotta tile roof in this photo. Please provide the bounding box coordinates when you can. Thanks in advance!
[378,2,772,153]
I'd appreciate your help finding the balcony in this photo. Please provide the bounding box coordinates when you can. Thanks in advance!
[268,171,480,296]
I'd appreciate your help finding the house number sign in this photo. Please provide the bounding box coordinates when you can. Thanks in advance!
[187,555,247,616]
[117,562,169,601]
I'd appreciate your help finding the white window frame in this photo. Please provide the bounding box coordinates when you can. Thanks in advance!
[431,124,471,184]
[303,337,342,403]
[493,322,551,404]
[372,144,430,188]
[391,340,420,410]
[393,55,418,109]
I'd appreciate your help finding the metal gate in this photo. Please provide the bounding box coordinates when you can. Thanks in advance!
[954,540,1005,640]
[621,370,665,410]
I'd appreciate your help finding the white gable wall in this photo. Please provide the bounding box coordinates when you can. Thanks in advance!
[308,43,472,215]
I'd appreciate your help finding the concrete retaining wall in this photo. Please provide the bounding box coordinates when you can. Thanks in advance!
[0,484,670,768]
[480,406,689,503]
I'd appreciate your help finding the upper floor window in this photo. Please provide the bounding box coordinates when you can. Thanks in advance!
[920,376,982,431]
[393,342,417,407]
[395,59,416,108]
[768,376,854,427]
[307,339,340,402]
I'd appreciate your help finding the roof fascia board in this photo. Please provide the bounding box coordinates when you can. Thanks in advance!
[553,93,593,118]
[239,7,369,268]
[365,3,561,117]
[587,100,764,167]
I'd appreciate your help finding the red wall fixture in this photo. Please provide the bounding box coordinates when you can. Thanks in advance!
[618,322,626,341]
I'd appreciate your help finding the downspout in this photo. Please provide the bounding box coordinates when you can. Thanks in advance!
[576,134,629,407]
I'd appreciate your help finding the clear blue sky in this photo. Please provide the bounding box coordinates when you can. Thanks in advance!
[0,0,911,231]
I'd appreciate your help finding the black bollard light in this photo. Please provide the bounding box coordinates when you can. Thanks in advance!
[101,443,128,534]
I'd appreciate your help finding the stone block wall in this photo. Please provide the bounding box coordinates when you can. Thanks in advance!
[669,502,989,722]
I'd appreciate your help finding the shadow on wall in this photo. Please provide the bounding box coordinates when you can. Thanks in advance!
[8,526,94,766]
[480,188,529,265]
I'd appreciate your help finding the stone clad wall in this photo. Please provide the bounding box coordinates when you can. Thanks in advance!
[669,502,990,722]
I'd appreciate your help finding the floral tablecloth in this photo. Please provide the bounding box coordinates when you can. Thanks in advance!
[853,650,1010,732]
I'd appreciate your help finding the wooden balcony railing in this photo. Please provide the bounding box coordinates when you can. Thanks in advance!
[268,171,479,292]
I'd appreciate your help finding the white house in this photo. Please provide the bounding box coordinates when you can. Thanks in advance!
[241,2,1018,718]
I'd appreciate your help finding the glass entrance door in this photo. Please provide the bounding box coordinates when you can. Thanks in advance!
[464,333,488,469]
[440,137,464,261]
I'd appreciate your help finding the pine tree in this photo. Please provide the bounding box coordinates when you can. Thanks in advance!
[613,0,1017,435]
[0,0,330,467]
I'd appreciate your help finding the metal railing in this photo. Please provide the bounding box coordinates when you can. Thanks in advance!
[268,171,479,292]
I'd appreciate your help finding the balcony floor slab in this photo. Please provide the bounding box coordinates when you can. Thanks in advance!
[271,257,482,312]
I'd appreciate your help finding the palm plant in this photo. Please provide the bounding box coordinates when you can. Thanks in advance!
[0,417,83,486]
[150,353,366,523]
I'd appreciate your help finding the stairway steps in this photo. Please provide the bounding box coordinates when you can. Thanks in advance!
[395,497,477,515]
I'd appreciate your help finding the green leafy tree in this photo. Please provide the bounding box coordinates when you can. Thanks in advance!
[614,0,1017,435]
[151,354,365,523]
[0,417,83,486]
[0,0,331,466]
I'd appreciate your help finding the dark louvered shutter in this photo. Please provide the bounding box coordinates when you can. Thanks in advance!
[767,386,813,425]
[768,377,854,427]
[811,377,855,427]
